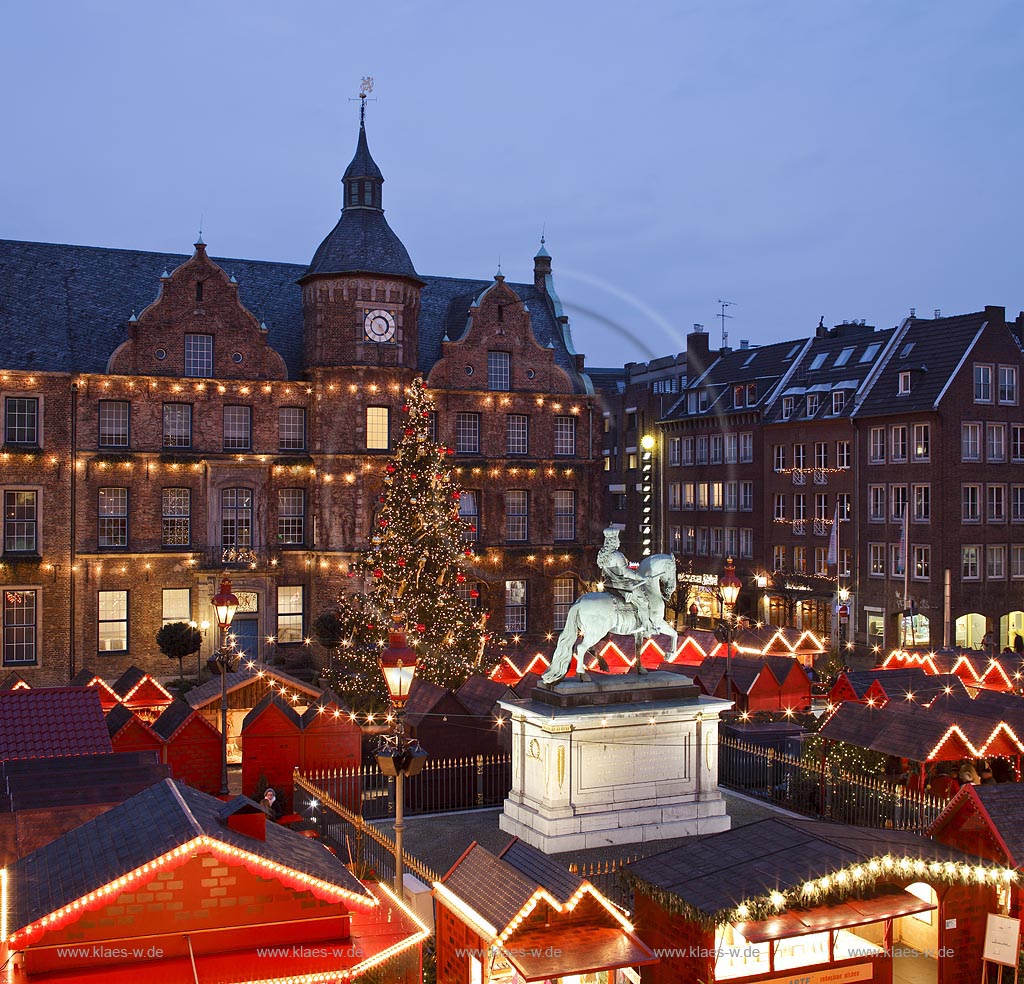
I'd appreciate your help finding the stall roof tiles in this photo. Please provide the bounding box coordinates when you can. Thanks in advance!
[0,688,112,762]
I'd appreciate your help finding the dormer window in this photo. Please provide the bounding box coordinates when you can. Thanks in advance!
[781,396,795,420]
[746,383,756,405]
[832,391,846,415]
[733,385,745,408]
[898,371,911,395]
[806,394,820,416]
[698,391,709,412]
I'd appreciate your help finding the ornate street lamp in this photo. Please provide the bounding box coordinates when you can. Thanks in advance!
[208,578,239,797]
[717,557,742,709]
[375,615,427,897]
[640,433,655,557]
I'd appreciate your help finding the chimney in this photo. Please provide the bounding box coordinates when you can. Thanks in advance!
[218,799,267,841]
[686,325,711,380]
[739,339,749,350]
[533,243,552,293]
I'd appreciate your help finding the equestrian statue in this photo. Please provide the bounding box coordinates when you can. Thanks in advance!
[541,527,678,685]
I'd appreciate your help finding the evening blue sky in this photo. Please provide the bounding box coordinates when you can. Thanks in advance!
[2,1,1022,368]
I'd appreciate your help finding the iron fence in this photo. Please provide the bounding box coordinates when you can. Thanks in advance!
[719,736,945,832]
[303,753,512,819]
[567,857,639,912]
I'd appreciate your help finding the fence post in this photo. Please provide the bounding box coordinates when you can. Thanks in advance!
[476,754,485,807]
[387,774,396,818]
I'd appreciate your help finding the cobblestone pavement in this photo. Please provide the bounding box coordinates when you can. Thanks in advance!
[375,789,795,878]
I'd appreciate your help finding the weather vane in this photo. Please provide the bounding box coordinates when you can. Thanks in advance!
[355,77,376,126]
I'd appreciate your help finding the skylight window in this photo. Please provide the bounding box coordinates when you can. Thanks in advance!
[809,353,828,371]
[785,345,800,360]
[900,342,915,359]
[743,352,757,366]
[834,347,855,367]
[860,343,881,363]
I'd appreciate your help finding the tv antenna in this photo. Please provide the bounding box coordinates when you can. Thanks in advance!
[717,300,735,349]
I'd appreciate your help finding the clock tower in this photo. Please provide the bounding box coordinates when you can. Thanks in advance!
[300,104,423,370]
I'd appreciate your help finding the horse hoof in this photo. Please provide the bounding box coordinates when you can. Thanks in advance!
[577,672,590,683]
[637,666,649,675]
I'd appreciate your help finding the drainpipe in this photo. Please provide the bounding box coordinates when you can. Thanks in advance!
[69,381,78,680]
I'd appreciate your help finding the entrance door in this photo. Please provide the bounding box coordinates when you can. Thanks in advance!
[232,617,260,662]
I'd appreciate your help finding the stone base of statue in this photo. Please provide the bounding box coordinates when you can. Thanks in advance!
[498,671,732,854]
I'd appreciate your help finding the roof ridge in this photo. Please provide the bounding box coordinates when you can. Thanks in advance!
[163,778,205,838]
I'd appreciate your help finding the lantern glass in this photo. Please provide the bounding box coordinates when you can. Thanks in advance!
[719,558,742,609]
[380,657,417,704]
[211,578,239,631]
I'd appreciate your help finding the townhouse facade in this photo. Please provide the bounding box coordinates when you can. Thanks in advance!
[0,117,604,685]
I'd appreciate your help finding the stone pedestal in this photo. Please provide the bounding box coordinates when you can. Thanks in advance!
[499,671,732,853]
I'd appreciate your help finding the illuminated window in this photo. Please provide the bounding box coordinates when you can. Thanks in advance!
[912,424,929,461]
[221,488,253,552]
[162,588,190,626]
[3,589,37,665]
[98,590,128,653]
[162,403,192,448]
[277,586,304,643]
[98,487,128,548]
[278,489,305,545]
[98,400,129,447]
[365,406,389,450]
[162,488,190,546]
[505,580,527,633]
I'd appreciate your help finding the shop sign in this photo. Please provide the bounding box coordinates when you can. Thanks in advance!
[757,963,872,984]
[983,912,1021,967]
[678,572,720,588]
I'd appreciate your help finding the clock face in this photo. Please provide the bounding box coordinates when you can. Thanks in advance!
[364,309,397,343]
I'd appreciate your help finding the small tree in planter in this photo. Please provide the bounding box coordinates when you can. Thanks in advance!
[156,621,203,686]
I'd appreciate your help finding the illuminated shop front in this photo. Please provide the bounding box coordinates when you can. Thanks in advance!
[625,817,1015,984]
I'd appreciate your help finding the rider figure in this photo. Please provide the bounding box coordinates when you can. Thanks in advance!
[597,527,651,632]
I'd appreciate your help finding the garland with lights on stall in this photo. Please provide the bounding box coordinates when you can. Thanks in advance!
[316,377,489,708]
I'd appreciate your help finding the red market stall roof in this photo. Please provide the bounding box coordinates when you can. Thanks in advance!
[0,688,112,762]
[456,675,516,718]
[929,783,1024,869]
[184,662,322,712]
[623,816,1015,926]
[69,668,123,710]
[436,837,655,981]
[111,666,174,709]
[0,673,30,692]
[829,668,967,706]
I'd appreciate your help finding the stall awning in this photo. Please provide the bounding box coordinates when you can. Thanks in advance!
[506,924,657,981]
[733,886,935,943]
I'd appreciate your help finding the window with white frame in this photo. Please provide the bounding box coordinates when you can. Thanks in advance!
[710,528,723,556]
[988,484,1006,523]
[184,334,213,377]
[814,547,827,575]
[891,542,905,577]
[740,481,754,511]
[832,391,846,414]
[962,485,980,523]
[733,385,745,408]
[427,410,438,444]
[724,527,738,557]
[837,492,851,521]
[739,432,753,462]
[98,400,129,447]
[725,481,738,511]
[725,433,738,464]
[277,585,304,643]
[913,484,930,522]
[773,445,786,471]
[697,483,709,510]
[4,397,39,446]
[814,442,829,469]
[161,588,190,626]
[456,580,480,608]
[456,412,481,453]
[962,545,980,579]
[999,365,1018,405]
[898,372,911,395]
[683,482,696,509]
[1013,545,1024,579]
[505,490,528,541]
[98,590,128,652]
[869,485,885,522]
[278,407,306,451]
[460,490,479,541]
[1012,485,1024,523]
[1013,425,1024,462]
[668,437,681,466]
[891,485,908,520]
[913,545,930,580]
[696,436,709,464]
[815,493,829,521]
[278,489,305,545]
[365,406,389,450]
[890,426,908,462]
[553,416,575,456]
[961,423,980,461]
[913,423,930,461]
[98,487,128,548]
[487,352,510,391]
[710,482,723,510]
[162,403,192,448]
[870,427,885,463]
[505,580,527,633]
[221,488,253,552]
[668,483,681,510]
[506,414,528,455]
[793,546,806,572]
[553,578,575,631]
[773,545,785,570]
[3,589,37,665]
[781,396,795,420]
[870,543,885,576]
[987,423,1006,462]
[987,545,1006,579]
[223,405,252,451]
[669,525,682,553]
[836,440,851,468]
[681,437,694,465]
[3,491,37,553]
[839,547,851,577]
[553,490,575,541]
[697,528,709,555]
[710,435,723,464]
[739,528,753,559]
[793,444,806,469]
[162,488,190,546]
[773,494,786,521]
[806,394,820,417]
[974,364,993,403]
[684,527,696,554]
[793,494,806,521]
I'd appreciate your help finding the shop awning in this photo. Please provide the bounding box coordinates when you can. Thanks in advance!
[505,924,657,981]
[733,886,935,943]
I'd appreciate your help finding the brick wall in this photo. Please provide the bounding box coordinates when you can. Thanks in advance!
[434,897,484,984]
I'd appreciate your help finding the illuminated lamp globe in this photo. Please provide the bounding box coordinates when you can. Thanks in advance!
[640,434,656,451]
[211,578,239,631]
[720,557,742,609]
[379,615,418,705]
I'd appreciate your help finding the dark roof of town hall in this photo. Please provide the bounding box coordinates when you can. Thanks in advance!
[0,239,585,390]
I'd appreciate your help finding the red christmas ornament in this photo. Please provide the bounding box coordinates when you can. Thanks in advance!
[421,411,429,417]
[470,589,480,598]
[416,623,426,633]
[410,473,417,480]
[469,524,477,532]
[397,558,407,567]
[373,569,383,578]
[386,465,396,474]
[446,447,454,456]
[404,428,414,436]
[456,573,466,583]
[379,520,388,528]
[464,548,473,557]
[347,571,355,578]
[452,492,461,500]
[402,404,410,413]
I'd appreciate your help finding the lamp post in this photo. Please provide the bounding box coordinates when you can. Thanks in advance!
[837,584,851,651]
[640,433,655,557]
[375,615,427,897]
[717,556,742,709]
[208,577,239,797]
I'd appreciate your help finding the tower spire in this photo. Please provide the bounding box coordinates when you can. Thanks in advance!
[342,78,384,211]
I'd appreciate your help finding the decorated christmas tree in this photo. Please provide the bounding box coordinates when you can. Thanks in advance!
[316,377,488,708]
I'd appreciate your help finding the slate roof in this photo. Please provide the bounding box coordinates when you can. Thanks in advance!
[184,662,321,709]
[625,816,986,916]
[150,699,210,742]
[241,691,305,732]
[404,677,459,728]
[663,337,806,422]
[442,837,584,932]
[455,675,514,718]
[970,784,1024,866]
[0,688,112,761]
[0,671,30,691]
[854,312,988,417]
[305,207,419,281]
[0,244,587,389]
[7,778,373,931]
[762,324,895,423]
[105,702,139,738]
[342,122,384,182]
